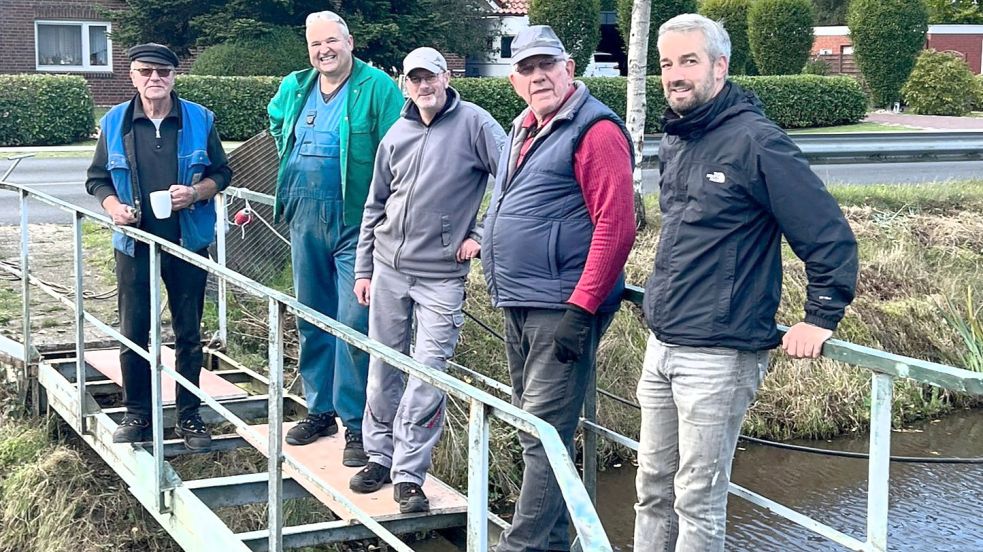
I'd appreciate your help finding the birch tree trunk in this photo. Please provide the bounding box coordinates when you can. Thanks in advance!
[625,0,652,229]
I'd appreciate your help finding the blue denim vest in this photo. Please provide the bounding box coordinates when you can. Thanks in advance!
[483,94,629,312]
[101,98,216,256]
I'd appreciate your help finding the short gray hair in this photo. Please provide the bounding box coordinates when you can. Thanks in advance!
[306,11,350,38]
[659,13,731,65]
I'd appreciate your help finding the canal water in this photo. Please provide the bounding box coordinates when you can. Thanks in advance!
[595,409,983,551]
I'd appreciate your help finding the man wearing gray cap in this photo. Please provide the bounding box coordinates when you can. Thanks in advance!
[481,25,635,551]
[85,43,232,451]
[348,47,505,514]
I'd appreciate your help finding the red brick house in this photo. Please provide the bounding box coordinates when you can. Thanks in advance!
[0,0,139,105]
[812,24,983,77]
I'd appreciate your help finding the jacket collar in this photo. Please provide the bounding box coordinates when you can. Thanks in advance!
[401,87,459,125]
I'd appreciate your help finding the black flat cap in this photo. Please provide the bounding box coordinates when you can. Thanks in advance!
[126,43,179,67]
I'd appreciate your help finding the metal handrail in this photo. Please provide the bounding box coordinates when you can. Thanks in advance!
[2,179,611,551]
[642,131,983,164]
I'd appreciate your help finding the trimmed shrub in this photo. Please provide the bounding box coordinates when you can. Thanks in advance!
[974,75,983,111]
[748,0,815,75]
[902,49,976,116]
[174,75,281,141]
[190,27,308,77]
[848,0,928,107]
[0,75,94,146]
[803,57,831,76]
[455,74,864,132]
[700,0,753,75]
[529,0,601,76]
[617,0,698,75]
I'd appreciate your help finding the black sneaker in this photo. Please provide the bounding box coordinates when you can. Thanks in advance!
[349,461,391,493]
[393,482,430,513]
[175,413,212,451]
[342,429,368,467]
[113,414,150,443]
[285,412,338,446]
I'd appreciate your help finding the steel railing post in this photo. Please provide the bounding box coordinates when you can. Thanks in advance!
[149,241,168,514]
[583,367,598,505]
[73,212,87,433]
[867,373,893,552]
[19,190,31,392]
[467,399,490,551]
[215,193,228,346]
[267,297,284,552]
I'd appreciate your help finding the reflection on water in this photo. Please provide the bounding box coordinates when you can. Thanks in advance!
[596,410,983,551]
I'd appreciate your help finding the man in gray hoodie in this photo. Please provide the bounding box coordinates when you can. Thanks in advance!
[349,47,506,513]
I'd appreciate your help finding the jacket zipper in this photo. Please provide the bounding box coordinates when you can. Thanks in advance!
[392,123,432,271]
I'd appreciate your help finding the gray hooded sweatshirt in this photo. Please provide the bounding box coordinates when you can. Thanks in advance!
[355,87,506,279]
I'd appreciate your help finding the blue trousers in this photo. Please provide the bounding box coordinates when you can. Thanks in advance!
[287,198,368,432]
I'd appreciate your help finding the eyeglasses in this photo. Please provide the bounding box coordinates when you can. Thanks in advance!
[131,67,174,78]
[515,57,565,76]
[407,72,444,86]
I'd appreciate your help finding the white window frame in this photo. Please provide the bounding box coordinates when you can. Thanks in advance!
[35,20,113,73]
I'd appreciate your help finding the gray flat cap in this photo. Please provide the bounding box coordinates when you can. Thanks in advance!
[511,25,566,64]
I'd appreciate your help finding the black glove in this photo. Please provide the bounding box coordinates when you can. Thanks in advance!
[553,305,594,363]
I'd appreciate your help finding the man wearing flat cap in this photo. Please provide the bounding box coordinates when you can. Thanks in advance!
[481,25,636,552]
[348,47,505,513]
[267,11,403,467]
[85,43,232,451]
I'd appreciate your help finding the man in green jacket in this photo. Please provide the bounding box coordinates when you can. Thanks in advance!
[268,10,402,466]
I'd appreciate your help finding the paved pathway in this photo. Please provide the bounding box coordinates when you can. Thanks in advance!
[865,111,983,130]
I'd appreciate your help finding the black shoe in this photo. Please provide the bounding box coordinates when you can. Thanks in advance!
[343,429,368,467]
[175,413,212,451]
[285,412,338,446]
[349,461,391,493]
[394,482,430,513]
[113,414,150,443]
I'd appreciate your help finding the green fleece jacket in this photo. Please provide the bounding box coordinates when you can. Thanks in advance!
[268,59,403,225]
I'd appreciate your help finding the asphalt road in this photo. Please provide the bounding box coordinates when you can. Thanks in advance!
[3,155,983,225]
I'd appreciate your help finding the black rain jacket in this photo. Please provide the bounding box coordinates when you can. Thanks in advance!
[643,82,858,351]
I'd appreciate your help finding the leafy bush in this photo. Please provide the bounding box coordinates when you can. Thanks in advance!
[902,49,977,116]
[617,0,698,75]
[803,57,831,76]
[848,0,929,107]
[748,0,815,75]
[700,0,753,75]
[175,75,281,141]
[974,75,983,111]
[0,75,94,146]
[190,26,308,77]
[529,0,601,76]
[456,74,864,132]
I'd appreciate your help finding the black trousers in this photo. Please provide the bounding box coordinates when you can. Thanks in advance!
[115,243,208,421]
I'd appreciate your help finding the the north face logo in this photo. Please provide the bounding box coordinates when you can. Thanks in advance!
[706,171,725,184]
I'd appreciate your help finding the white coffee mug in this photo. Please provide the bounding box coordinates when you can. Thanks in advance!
[149,190,172,219]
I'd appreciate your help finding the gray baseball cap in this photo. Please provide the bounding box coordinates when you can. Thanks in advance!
[403,47,447,75]
[511,25,566,64]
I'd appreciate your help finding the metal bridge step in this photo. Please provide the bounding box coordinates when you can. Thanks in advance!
[237,423,468,522]
[84,347,248,404]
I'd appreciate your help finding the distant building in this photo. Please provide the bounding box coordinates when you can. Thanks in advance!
[812,25,983,77]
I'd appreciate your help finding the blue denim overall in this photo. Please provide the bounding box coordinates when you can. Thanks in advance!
[281,83,368,432]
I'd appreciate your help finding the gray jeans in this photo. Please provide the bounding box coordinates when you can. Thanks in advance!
[497,307,614,552]
[361,262,465,486]
[633,333,769,552]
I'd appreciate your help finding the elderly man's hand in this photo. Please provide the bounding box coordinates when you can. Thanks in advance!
[781,322,833,359]
[105,201,137,226]
[456,238,481,262]
[169,184,197,211]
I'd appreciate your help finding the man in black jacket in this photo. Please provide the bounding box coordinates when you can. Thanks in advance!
[634,14,858,552]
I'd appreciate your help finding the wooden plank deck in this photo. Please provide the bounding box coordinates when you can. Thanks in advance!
[238,422,468,521]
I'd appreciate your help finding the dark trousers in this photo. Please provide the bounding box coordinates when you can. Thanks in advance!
[115,244,208,421]
[497,307,614,552]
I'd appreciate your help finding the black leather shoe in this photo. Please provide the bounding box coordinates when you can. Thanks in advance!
[285,412,338,445]
[394,481,430,513]
[113,414,150,443]
[349,461,391,493]
[175,412,212,451]
[343,429,368,467]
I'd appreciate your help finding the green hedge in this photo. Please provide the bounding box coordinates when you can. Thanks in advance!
[175,75,281,141]
[190,27,309,77]
[171,73,866,141]
[902,49,977,116]
[0,75,94,146]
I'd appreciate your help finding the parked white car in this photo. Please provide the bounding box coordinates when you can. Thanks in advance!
[583,51,620,77]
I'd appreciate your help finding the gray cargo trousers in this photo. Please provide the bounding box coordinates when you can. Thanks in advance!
[362,261,465,486]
